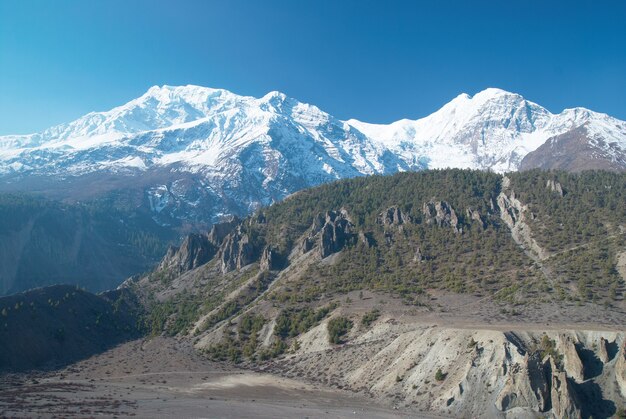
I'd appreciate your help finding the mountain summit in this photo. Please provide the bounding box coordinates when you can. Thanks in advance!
[0,86,624,226]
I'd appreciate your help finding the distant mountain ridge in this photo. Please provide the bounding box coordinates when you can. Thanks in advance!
[1,85,625,227]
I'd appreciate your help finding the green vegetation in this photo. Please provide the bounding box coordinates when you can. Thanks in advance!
[205,303,336,362]
[327,316,353,344]
[252,170,542,303]
[145,292,214,336]
[142,169,626,366]
[435,368,447,381]
[0,192,175,295]
[200,271,274,332]
[0,285,144,371]
[509,170,626,303]
[274,304,334,338]
[206,313,266,363]
[361,309,380,328]
[255,169,625,304]
[534,335,564,369]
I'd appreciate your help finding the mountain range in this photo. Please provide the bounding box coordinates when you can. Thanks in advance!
[1,85,625,228]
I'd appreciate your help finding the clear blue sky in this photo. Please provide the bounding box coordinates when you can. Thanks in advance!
[1,0,625,135]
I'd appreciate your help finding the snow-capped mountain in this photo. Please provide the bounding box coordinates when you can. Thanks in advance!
[1,85,624,226]
[347,88,626,172]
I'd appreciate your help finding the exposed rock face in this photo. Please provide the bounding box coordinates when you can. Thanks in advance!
[158,233,216,274]
[550,358,582,418]
[207,217,240,246]
[597,337,610,363]
[496,352,550,412]
[546,179,564,196]
[358,231,374,248]
[260,246,283,271]
[466,207,486,229]
[219,227,257,273]
[422,201,461,233]
[319,211,355,258]
[155,216,246,276]
[520,126,626,172]
[558,335,585,383]
[297,210,355,258]
[413,246,424,263]
[251,324,618,418]
[377,206,410,227]
[497,177,549,262]
[617,342,626,398]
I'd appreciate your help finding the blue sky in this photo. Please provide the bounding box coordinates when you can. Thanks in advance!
[0,0,625,134]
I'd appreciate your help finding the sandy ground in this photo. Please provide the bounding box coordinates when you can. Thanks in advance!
[0,337,440,418]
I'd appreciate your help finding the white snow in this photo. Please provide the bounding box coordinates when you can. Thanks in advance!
[0,85,624,181]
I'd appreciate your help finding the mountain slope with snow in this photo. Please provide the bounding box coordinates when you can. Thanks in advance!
[1,85,624,226]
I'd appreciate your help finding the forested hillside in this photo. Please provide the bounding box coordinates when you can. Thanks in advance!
[0,285,143,371]
[0,194,175,295]
[131,169,626,343]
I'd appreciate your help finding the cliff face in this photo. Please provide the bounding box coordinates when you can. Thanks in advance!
[422,200,461,233]
[254,322,620,418]
[158,233,216,275]
[219,229,257,273]
[617,341,626,399]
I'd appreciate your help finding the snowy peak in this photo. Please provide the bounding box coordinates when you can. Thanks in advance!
[2,86,624,173]
[0,85,624,225]
[35,85,263,145]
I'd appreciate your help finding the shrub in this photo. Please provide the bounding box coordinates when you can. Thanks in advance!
[327,316,353,344]
[361,309,380,328]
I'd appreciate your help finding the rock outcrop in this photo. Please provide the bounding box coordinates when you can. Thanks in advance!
[422,201,461,233]
[496,352,550,412]
[319,210,355,258]
[158,233,216,274]
[156,216,243,276]
[377,206,410,227]
[617,342,626,398]
[550,358,582,418]
[259,324,617,418]
[558,335,585,383]
[260,245,283,271]
[546,179,564,196]
[297,210,355,258]
[497,177,549,262]
[358,231,374,248]
[219,227,258,273]
[597,337,610,363]
[413,246,424,263]
[466,207,486,229]
[207,217,240,246]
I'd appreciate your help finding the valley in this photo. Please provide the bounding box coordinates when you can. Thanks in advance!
[2,2,624,417]
[1,297,623,418]
[2,169,625,417]
[0,337,421,418]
